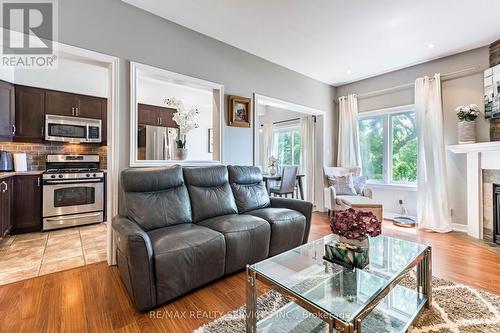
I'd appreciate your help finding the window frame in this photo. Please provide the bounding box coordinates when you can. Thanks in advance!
[358,104,417,187]
[273,121,302,167]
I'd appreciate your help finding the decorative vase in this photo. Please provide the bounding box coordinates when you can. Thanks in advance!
[269,166,276,176]
[458,120,476,144]
[174,148,188,160]
[324,235,370,269]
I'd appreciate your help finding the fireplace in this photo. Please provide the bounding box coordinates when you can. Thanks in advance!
[494,184,500,245]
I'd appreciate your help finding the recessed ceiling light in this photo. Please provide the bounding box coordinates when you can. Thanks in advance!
[347,69,352,75]
[428,43,435,49]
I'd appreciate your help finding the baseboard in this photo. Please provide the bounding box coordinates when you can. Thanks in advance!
[451,223,468,232]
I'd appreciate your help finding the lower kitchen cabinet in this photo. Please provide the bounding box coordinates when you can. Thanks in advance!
[0,177,13,238]
[12,175,42,234]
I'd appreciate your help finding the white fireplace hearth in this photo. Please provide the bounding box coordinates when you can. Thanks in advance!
[447,141,500,240]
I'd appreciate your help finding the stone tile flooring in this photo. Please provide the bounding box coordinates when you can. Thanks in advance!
[0,223,107,285]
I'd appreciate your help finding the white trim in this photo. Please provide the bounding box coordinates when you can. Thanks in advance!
[358,104,415,117]
[254,93,326,116]
[446,141,500,154]
[451,223,468,233]
[129,61,224,167]
[367,183,417,192]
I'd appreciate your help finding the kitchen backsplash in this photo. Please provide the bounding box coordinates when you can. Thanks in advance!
[0,142,107,171]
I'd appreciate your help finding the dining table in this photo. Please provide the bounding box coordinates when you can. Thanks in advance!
[262,173,305,200]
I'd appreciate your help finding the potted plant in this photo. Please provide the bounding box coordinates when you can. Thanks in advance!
[165,98,199,160]
[456,104,480,144]
[268,156,278,175]
[325,208,381,269]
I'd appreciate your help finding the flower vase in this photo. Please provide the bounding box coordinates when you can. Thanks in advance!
[458,120,476,144]
[269,166,277,176]
[324,235,370,269]
[174,148,188,160]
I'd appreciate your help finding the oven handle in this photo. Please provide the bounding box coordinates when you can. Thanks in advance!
[45,179,103,184]
[45,212,102,222]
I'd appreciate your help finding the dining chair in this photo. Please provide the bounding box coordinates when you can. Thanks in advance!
[269,166,298,198]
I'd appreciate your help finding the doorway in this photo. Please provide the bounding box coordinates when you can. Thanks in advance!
[253,94,325,211]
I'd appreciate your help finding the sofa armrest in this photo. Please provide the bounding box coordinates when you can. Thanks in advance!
[270,197,313,244]
[363,187,373,199]
[324,186,337,210]
[112,216,156,311]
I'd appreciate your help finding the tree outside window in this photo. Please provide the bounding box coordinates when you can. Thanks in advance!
[274,127,301,167]
[358,108,417,184]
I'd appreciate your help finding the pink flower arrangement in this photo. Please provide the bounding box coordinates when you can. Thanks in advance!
[330,208,381,240]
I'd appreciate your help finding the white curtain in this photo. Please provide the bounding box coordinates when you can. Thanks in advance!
[415,73,452,232]
[259,123,274,172]
[337,94,361,167]
[300,116,315,201]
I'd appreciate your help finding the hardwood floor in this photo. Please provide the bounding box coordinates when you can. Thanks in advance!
[0,213,499,333]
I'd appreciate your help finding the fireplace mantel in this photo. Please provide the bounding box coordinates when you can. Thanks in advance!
[446,142,500,239]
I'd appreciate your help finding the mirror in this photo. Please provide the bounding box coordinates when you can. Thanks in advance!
[130,62,223,166]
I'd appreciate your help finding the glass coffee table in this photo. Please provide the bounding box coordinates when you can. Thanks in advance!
[246,234,431,332]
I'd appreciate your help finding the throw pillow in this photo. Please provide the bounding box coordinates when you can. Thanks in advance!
[353,176,368,195]
[327,173,357,195]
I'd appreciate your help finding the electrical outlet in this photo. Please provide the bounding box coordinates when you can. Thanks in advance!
[398,199,403,205]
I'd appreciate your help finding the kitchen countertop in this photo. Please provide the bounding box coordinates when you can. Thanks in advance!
[0,171,44,180]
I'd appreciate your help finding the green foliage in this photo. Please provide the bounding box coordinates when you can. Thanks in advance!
[275,129,301,166]
[359,112,417,183]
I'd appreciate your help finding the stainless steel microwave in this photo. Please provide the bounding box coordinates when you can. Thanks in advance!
[45,114,102,143]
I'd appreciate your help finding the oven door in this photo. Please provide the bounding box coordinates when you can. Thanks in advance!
[43,179,104,217]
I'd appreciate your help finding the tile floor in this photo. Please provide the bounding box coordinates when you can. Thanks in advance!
[0,223,107,286]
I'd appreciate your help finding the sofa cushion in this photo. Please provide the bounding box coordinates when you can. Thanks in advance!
[245,208,306,256]
[336,195,382,208]
[121,166,192,231]
[147,224,225,305]
[183,166,238,223]
[327,173,357,195]
[198,214,270,274]
[228,165,270,213]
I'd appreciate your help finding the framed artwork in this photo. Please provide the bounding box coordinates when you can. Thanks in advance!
[228,95,252,127]
[208,128,214,153]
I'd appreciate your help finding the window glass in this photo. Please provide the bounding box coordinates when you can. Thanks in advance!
[274,127,302,167]
[359,116,384,180]
[391,113,417,182]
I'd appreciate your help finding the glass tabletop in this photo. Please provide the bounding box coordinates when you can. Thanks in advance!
[249,234,429,324]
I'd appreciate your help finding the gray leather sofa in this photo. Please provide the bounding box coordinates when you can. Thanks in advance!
[113,165,312,311]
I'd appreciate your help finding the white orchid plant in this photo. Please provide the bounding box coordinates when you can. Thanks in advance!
[164,98,199,149]
[455,104,480,122]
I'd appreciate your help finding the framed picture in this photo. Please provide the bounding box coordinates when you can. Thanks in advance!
[228,95,252,127]
[208,128,214,153]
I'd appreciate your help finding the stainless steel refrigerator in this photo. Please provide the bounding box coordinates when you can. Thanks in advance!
[138,125,178,160]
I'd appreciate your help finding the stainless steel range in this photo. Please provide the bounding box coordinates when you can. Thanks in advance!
[42,154,104,231]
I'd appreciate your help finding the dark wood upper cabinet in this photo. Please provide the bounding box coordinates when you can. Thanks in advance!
[12,175,42,234]
[14,86,45,142]
[45,90,78,117]
[137,103,177,128]
[0,177,13,238]
[77,95,106,119]
[0,81,15,141]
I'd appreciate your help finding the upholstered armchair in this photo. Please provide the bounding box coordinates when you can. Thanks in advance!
[323,167,382,222]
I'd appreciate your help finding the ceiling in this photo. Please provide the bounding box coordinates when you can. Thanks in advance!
[122,0,500,86]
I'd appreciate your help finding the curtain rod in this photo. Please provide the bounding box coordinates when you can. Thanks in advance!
[341,66,484,101]
[273,117,300,125]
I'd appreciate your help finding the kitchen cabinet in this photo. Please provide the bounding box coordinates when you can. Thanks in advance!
[0,80,15,141]
[46,90,105,119]
[138,103,177,128]
[12,175,42,234]
[14,86,45,142]
[0,177,13,238]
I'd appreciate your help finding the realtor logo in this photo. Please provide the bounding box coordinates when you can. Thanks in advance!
[0,0,58,68]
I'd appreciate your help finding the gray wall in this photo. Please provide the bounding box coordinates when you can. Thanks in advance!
[336,47,490,225]
[57,0,336,183]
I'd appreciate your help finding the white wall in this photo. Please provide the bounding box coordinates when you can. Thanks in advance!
[336,47,490,223]
[13,57,109,97]
[137,77,214,161]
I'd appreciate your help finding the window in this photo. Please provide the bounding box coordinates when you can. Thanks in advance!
[273,125,302,167]
[358,106,417,185]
